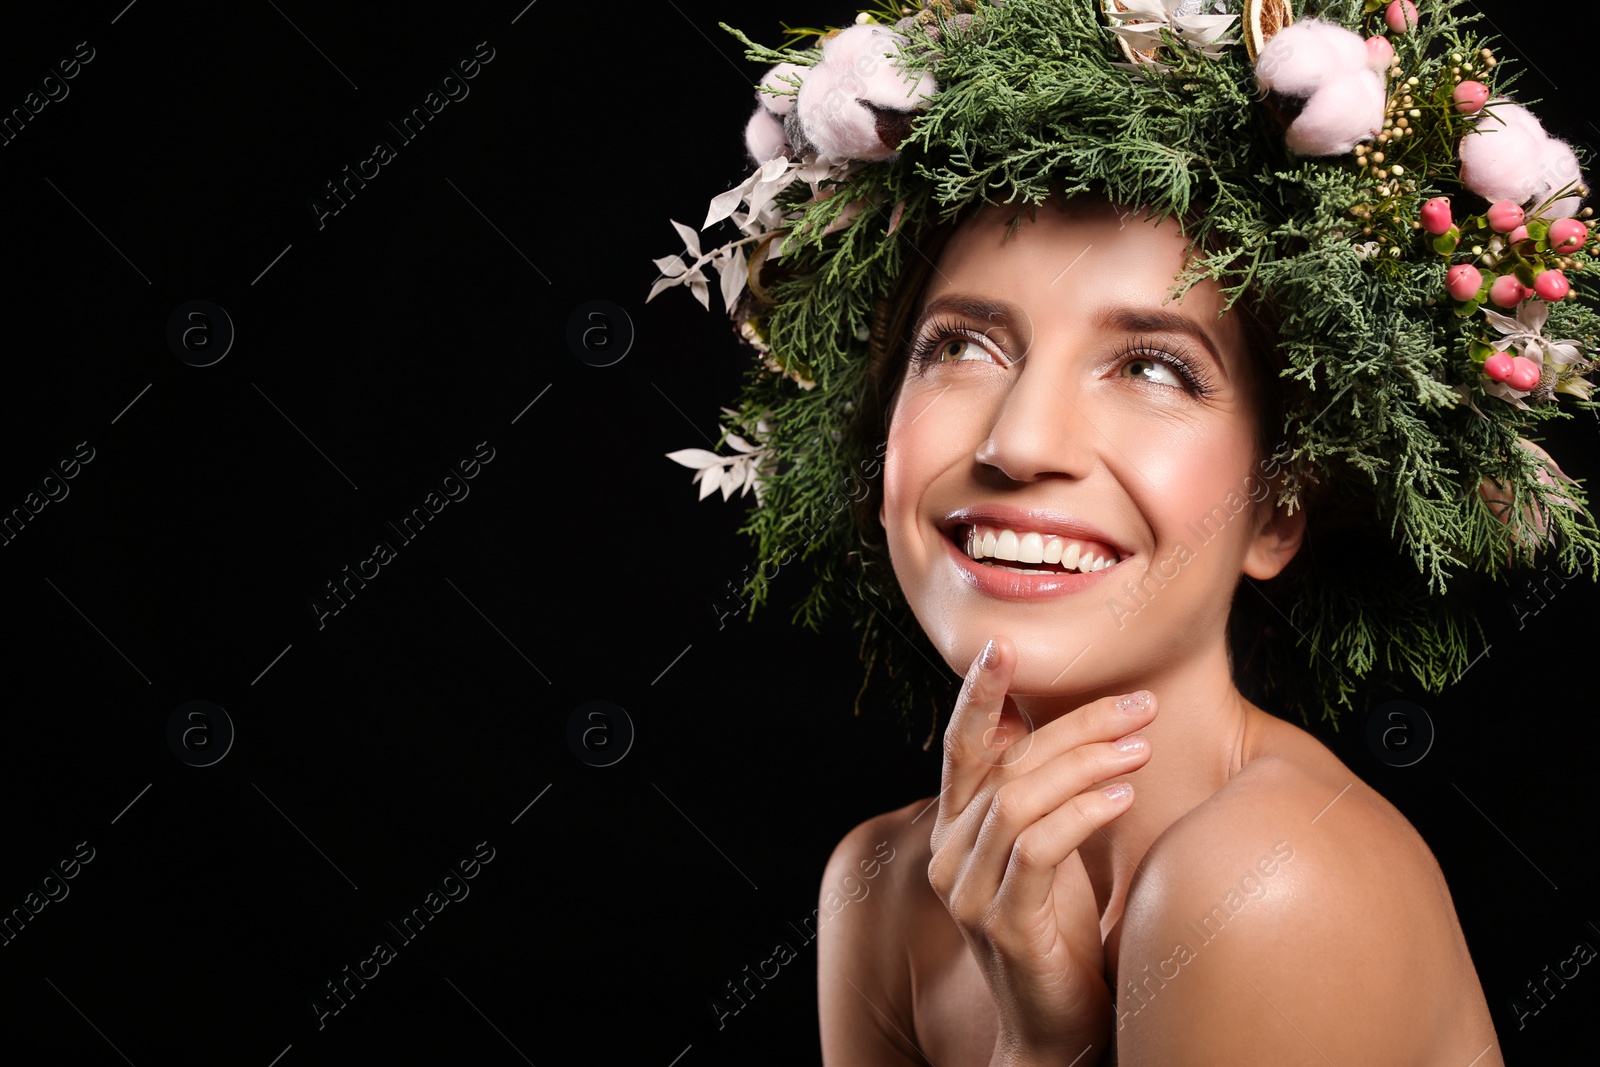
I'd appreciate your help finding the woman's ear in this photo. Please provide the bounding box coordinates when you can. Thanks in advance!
[1242,494,1306,580]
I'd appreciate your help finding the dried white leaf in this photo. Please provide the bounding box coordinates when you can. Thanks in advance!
[698,465,724,500]
[646,274,681,303]
[670,219,702,260]
[718,245,749,313]
[706,175,758,229]
[665,448,726,470]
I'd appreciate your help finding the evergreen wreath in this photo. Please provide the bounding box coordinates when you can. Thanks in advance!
[650,0,1600,744]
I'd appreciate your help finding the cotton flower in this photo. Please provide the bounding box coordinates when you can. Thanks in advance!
[1253,19,1383,156]
[791,24,936,163]
[1459,99,1586,217]
[743,63,809,165]
[744,107,789,165]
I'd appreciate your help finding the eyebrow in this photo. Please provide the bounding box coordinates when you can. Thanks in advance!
[908,295,1021,344]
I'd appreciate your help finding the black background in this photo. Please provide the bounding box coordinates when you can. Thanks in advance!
[0,1,1593,1064]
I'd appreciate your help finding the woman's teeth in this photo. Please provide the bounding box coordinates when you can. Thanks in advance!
[960,525,1120,574]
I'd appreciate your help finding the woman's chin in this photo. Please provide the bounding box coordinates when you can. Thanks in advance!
[936,629,1115,693]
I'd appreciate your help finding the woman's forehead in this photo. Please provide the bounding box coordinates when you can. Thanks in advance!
[925,199,1235,327]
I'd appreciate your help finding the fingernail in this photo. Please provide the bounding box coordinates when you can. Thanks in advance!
[1103,782,1133,802]
[1113,733,1146,752]
[1116,691,1151,714]
[978,638,999,671]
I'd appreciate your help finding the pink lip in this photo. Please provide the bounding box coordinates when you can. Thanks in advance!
[935,505,1129,600]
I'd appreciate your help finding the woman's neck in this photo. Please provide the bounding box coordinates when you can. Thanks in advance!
[1007,643,1262,929]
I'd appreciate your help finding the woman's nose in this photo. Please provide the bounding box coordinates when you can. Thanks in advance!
[972,349,1100,482]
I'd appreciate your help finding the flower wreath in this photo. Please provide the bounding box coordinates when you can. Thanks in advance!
[650,0,1600,740]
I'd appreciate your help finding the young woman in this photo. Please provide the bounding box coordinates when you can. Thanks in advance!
[651,1,1599,1061]
[814,194,1501,1065]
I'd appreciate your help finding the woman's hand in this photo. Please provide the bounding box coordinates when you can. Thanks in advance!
[927,635,1157,1066]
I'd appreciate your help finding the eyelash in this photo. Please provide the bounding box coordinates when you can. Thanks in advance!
[906,320,1217,399]
[1113,336,1217,398]
[907,317,1006,371]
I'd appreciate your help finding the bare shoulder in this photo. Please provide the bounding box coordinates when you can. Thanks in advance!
[816,797,936,1067]
[1113,739,1500,1065]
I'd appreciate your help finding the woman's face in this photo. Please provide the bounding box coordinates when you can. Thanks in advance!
[879,198,1301,697]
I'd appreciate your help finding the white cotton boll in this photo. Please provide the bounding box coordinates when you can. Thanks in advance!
[744,106,789,164]
[1461,99,1587,213]
[1460,113,1549,204]
[758,63,805,116]
[796,24,937,162]
[1255,18,1369,98]
[1283,69,1384,156]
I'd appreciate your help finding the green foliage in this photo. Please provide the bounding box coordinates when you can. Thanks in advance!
[687,0,1600,739]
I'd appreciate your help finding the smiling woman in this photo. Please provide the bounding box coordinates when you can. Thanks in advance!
[823,190,1499,1066]
[649,0,1600,1063]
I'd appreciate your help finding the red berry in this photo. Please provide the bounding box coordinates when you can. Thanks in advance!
[1385,0,1419,33]
[1365,36,1394,70]
[1549,218,1587,254]
[1534,269,1571,301]
[1453,80,1490,115]
[1447,264,1483,301]
[1508,225,1530,246]
[1507,356,1542,391]
[1487,200,1525,233]
[1421,197,1453,235]
[1483,353,1515,382]
[1489,274,1528,307]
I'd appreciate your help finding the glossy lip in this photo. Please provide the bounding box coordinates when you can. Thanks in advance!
[937,505,1128,601]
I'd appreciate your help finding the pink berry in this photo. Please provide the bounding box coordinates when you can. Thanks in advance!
[1484,353,1515,383]
[1507,356,1542,391]
[1489,274,1528,308]
[1549,217,1587,254]
[1420,197,1453,235]
[1508,225,1530,246]
[1385,0,1419,33]
[1534,269,1571,301]
[1365,36,1394,70]
[1447,264,1483,301]
[1487,200,1525,233]
[1453,80,1490,115]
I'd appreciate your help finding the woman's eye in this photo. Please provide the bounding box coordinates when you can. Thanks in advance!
[936,337,990,363]
[1120,354,1185,388]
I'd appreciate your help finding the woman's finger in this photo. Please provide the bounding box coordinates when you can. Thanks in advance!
[992,777,1137,922]
[960,734,1152,909]
[932,635,1015,850]
[995,689,1157,782]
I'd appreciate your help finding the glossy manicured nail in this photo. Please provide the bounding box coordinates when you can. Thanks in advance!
[978,638,999,671]
[1116,691,1151,714]
[1103,782,1133,802]
[1113,733,1147,753]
